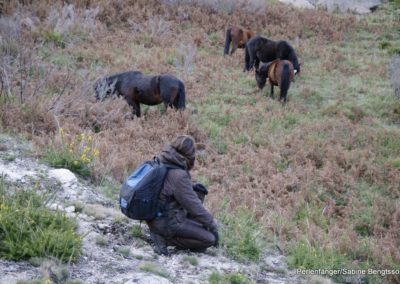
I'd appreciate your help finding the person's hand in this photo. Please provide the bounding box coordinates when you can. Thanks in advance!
[193,183,208,195]
[211,229,219,247]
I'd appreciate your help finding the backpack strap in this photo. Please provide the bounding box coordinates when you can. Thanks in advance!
[154,157,185,218]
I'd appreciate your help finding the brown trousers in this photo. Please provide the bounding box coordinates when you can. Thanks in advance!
[148,217,215,251]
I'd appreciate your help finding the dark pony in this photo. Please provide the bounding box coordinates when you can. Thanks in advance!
[255,59,295,103]
[224,26,254,56]
[94,71,186,117]
[244,36,300,74]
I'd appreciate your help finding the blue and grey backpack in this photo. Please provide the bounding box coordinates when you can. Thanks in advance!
[119,157,178,221]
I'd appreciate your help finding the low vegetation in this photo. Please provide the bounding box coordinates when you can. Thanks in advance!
[208,271,254,284]
[0,178,82,262]
[139,262,171,279]
[0,0,399,283]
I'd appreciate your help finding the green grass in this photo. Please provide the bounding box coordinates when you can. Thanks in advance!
[95,235,108,247]
[139,262,170,279]
[208,271,254,284]
[99,178,120,200]
[217,203,267,262]
[287,240,351,282]
[117,246,131,258]
[0,178,82,262]
[182,255,199,266]
[128,224,144,239]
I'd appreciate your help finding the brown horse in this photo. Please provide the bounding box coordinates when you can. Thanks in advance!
[94,71,186,117]
[255,59,295,103]
[224,26,254,56]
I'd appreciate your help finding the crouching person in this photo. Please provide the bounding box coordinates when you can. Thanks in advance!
[146,135,219,256]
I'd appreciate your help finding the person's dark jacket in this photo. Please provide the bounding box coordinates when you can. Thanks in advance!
[147,144,217,237]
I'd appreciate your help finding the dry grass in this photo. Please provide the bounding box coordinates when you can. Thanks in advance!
[1,0,399,282]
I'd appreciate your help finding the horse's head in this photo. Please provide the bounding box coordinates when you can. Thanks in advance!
[94,78,117,101]
[289,50,301,75]
[255,63,269,89]
[173,80,186,110]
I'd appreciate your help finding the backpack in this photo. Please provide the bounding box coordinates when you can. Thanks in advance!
[119,157,178,221]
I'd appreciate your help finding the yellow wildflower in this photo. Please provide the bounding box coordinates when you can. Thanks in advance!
[87,135,93,143]
[79,133,85,141]
[83,146,90,154]
[93,148,100,157]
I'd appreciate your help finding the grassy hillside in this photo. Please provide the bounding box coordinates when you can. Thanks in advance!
[0,0,399,283]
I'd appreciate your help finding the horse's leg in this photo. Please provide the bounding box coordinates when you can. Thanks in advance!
[134,102,141,117]
[270,83,274,99]
[231,33,238,55]
[124,95,139,118]
[244,45,250,71]
[255,58,260,70]
[249,53,256,71]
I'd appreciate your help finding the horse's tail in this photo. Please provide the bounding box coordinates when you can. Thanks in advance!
[280,63,291,102]
[176,80,186,110]
[224,28,231,55]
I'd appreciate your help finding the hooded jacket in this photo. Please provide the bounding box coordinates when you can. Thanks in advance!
[148,144,217,236]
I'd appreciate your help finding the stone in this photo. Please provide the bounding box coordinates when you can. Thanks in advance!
[280,0,384,14]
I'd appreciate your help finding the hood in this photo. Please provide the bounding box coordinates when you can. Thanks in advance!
[160,145,192,171]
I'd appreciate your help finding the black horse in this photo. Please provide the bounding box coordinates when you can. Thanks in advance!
[244,36,300,74]
[94,71,186,117]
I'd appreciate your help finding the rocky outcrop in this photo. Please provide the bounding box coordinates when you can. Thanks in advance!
[280,0,385,14]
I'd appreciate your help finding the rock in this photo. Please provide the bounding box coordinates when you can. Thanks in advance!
[280,0,384,14]
[0,162,36,181]
[65,206,76,213]
[48,169,77,184]
[125,273,172,284]
[280,0,314,9]
[49,203,63,211]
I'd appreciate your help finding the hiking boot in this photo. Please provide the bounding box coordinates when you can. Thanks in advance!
[150,232,169,256]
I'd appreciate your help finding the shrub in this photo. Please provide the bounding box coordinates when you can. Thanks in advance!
[0,178,82,262]
[174,43,197,80]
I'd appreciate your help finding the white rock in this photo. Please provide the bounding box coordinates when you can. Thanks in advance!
[0,162,36,181]
[49,203,63,211]
[280,0,314,9]
[125,273,172,284]
[280,0,384,14]
[65,205,75,213]
[48,168,77,184]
